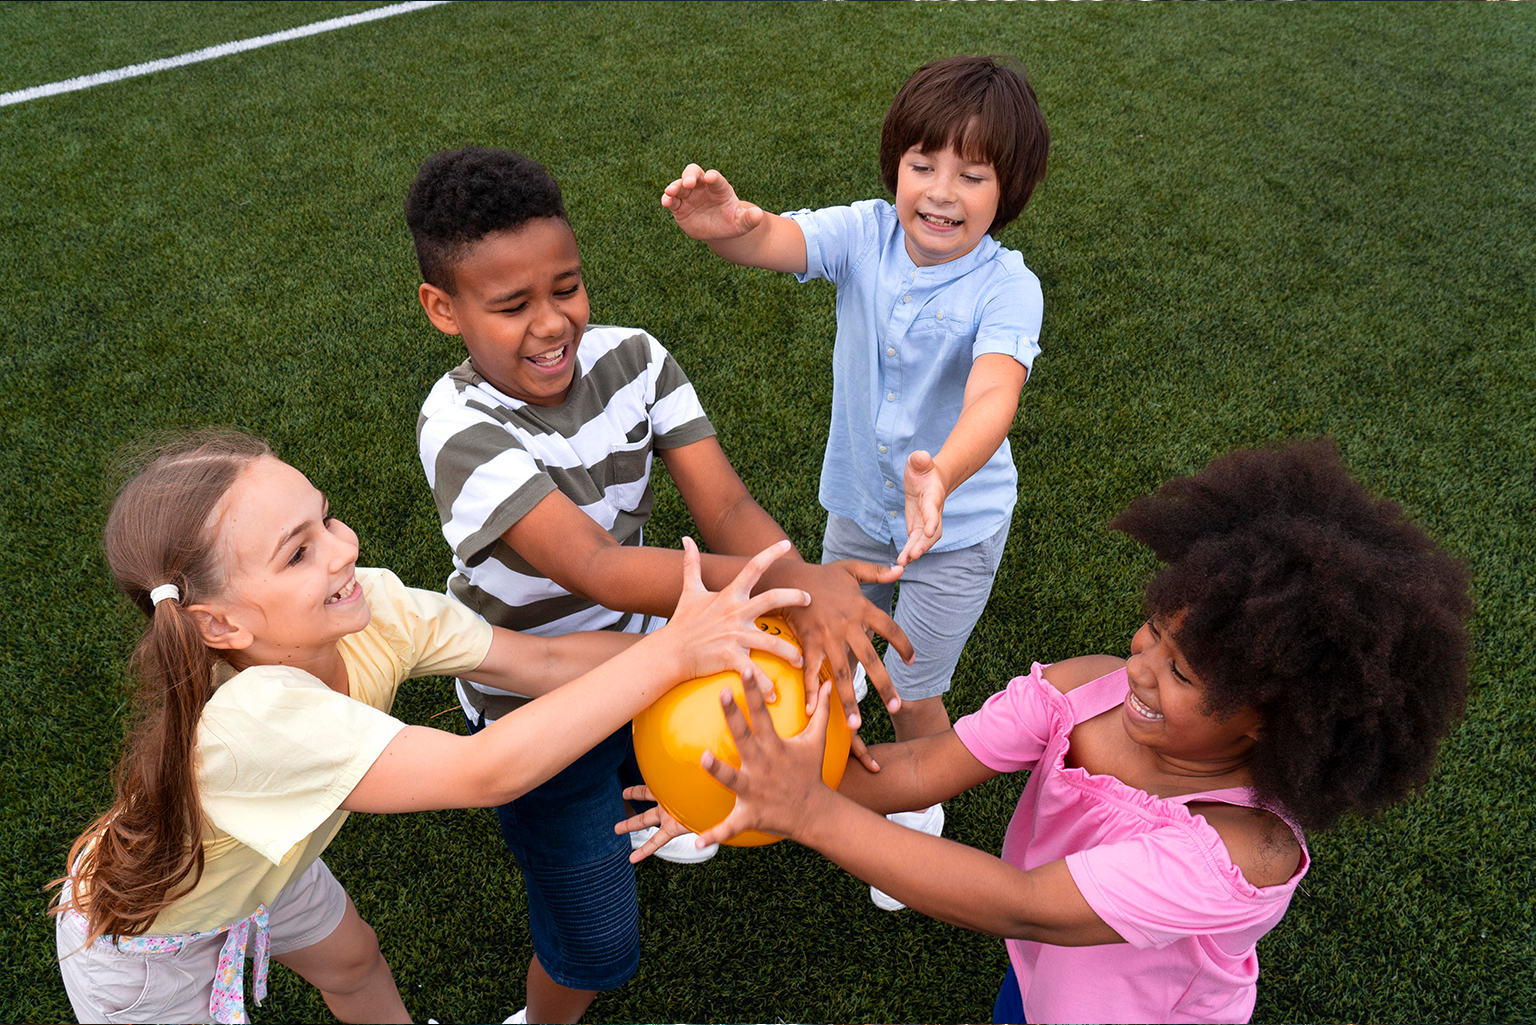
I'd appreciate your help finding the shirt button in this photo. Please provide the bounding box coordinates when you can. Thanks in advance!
[936,312,945,321]
[902,295,912,303]
[878,445,888,454]
[884,480,894,488]
[889,510,898,517]
[887,392,895,401]
[886,347,896,356]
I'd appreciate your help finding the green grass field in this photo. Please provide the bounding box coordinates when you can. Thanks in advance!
[2,2,1532,1022]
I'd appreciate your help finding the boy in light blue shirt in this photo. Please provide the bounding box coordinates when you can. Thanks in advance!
[663,55,1049,907]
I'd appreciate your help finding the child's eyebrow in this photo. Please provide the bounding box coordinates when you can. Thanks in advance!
[486,268,580,307]
[487,286,530,306]
[271,520,312,561]
[270,494,328,561]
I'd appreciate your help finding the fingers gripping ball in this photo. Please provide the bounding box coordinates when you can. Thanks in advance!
[633,614,852,846]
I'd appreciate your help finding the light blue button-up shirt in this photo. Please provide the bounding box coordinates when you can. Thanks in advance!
[787,199,1042,552]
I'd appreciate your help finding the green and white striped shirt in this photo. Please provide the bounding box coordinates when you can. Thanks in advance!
[416,326,715,721]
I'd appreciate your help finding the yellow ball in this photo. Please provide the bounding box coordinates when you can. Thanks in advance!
[633,613,852,847]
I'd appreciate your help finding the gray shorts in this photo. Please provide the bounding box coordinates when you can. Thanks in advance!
[821,512,1010,702]
[57,856,348,1024]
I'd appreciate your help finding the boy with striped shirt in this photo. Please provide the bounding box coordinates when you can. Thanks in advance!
[405,147,912,1024]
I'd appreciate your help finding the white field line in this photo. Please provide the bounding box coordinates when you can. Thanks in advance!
[0,0,453,108]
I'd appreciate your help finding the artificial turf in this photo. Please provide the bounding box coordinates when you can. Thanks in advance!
[2,2,1532,1022]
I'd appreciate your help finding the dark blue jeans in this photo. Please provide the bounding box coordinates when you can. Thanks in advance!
[466,713,645,990]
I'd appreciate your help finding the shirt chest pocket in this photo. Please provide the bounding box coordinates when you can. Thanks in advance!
[602,444,651,489]
[903,307,955,349]
[599,417,654,491]
[580,414,653,493]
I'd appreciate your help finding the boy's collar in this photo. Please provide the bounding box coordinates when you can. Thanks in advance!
[459,355,584,409]
[898,230,1001,281]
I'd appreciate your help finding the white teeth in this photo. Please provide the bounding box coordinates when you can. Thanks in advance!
[1128,690,1164,720]
[325,579,356,605]
[529,344,566,367]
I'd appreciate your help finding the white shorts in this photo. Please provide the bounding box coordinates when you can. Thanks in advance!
[56,856,348,1024]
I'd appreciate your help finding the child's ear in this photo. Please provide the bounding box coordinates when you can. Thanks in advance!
[418,282,463,336]
[187,604,255,652]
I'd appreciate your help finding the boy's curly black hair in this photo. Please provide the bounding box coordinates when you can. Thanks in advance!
[404,146,567,293]
[1109,439,1472,833]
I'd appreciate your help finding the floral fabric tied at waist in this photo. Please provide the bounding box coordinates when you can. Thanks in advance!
[76,903,271,1024]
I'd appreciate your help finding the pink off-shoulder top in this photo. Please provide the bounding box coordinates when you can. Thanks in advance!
[953,664,1309,1024]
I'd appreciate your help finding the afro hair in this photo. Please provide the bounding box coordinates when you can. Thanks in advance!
[1109,439,1472,832]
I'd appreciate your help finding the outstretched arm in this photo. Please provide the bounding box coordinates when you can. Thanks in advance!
[832,728,996,814]
[898,353,1028,565]
[696,683,1123,946]
[493,443,914,729]
[660,437,915,729]
[462,626,640,698]
[341,540,809,813]
[616,724,992,862]
[662,163,809,273]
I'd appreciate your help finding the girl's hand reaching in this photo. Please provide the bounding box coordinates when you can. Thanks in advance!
[662,164,765,241]
[658,537,809,698]
[694,681,842,847]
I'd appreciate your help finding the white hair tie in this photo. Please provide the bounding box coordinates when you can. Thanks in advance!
[149,584,181,607]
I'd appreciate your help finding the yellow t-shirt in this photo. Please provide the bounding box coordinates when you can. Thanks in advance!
[145,567,493,935]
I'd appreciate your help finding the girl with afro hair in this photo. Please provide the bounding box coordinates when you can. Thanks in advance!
[621,438,1472,1024]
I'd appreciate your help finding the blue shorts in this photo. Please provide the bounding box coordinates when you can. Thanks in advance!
[994,962,1025,1023]
[465,714,644,991]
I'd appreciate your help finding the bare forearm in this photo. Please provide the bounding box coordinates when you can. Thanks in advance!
[575,545,781,618]
[689,489,794,559]
[471,630,687,801]
[704,212,808,273]
[835,747,944,815]
[350,631,686,813]
[796,790,1115,945]
[931,383,1022,495]
[836,731,989,813]
[461,627,640,698]
[532,630,642,684]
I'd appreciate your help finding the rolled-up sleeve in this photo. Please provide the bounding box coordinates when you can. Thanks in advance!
[971,258,1043,371]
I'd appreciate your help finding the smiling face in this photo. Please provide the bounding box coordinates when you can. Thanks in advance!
[1122,617,1262,769]
[199,456,370,663]
[894,143,1001,267]
[417,217,589,407]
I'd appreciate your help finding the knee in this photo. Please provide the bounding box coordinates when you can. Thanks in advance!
[327,920,386,993]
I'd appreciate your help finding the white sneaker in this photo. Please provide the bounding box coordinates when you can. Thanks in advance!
[851,662,868,704]
[870,803,945,911]
[629,826,719,864]
[502,1009,527,1024]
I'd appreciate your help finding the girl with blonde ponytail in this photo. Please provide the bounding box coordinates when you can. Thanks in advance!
[53,431,807,1024]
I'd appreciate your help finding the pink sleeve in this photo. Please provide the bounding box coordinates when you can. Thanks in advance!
[1066,826,1296,949]
[952,662,1058,772]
